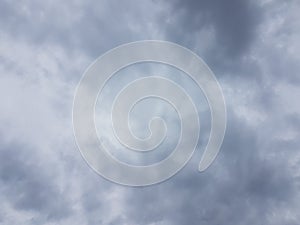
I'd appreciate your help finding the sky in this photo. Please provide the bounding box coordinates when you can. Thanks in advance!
[1,0,300,224]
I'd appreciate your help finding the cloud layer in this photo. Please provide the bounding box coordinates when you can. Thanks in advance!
[1,0,300,224]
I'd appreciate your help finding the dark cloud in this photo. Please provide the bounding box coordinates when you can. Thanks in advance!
[163,0,263,55]
[112,109,299,225]
[0,141,72,222]
[156,0,265,81]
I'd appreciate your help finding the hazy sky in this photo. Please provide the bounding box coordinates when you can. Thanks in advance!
[1,0,300,224]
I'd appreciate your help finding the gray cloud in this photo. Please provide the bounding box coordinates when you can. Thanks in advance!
[154,0,265,81]
[0,141,72,223]
[111,109,299,225]
[0,0,164,58]
[165,0,263,56]
[0,0,300,224]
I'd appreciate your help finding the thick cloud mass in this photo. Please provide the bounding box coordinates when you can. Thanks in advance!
[1,0,300,224]
[166,0,263,57]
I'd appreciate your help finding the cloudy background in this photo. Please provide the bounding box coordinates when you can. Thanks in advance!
[1,0,300,224]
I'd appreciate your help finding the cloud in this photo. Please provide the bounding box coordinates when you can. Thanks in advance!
[165,0,263,56]
[0,0,300,224]
[0,142,72,222]
[110,108,299,225]
[0,0,165,58]
[153,0,265,80]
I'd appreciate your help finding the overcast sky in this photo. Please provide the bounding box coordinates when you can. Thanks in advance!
[1,0,300,224]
